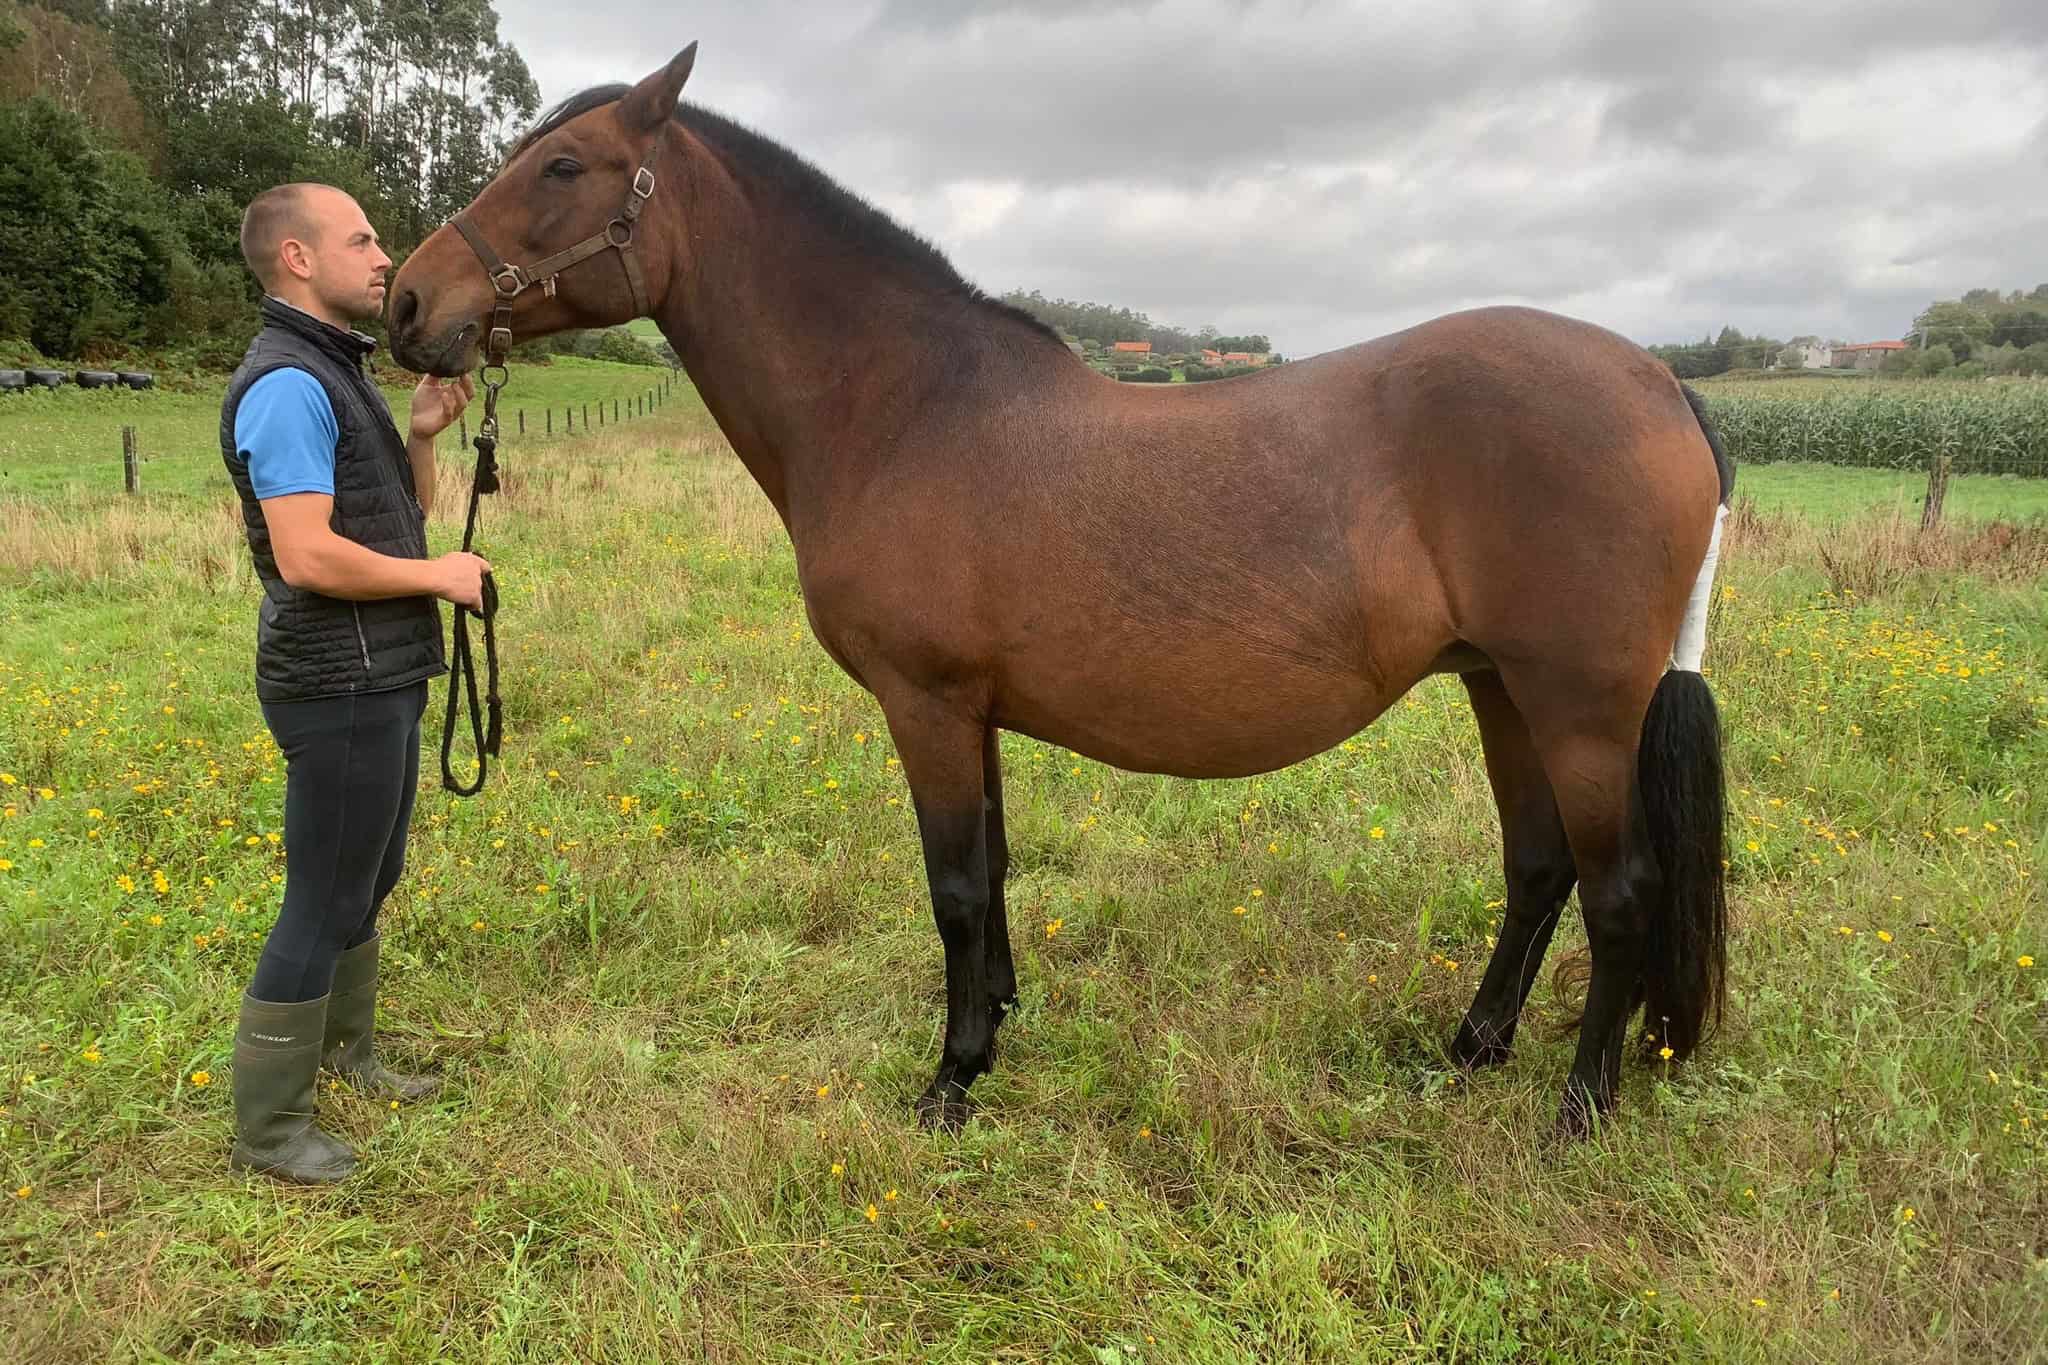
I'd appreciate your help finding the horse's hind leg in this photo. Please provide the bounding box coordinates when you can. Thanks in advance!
[981,727,1019,1046]
[1502,666,1665,1135]
[1452,670,1577,1069]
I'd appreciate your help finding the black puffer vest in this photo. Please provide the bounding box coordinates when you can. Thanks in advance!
[221,296,446,703]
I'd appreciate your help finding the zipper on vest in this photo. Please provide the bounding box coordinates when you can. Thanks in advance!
[351,604,372,670]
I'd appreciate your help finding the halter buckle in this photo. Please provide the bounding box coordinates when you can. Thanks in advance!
[633,167,656,198]
[488,325,512,357]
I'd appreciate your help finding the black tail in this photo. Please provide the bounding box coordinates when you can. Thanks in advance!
[1636,669,1728,1059]
[1680,381,1736,505]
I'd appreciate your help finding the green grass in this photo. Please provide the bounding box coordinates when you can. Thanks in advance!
[1730,462,2048,524]
[0,356,677,503]
[2,383,2045,1361]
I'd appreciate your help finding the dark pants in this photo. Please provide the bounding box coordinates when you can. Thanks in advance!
[247,681,427,1003]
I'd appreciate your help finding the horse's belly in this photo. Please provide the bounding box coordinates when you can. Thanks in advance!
[992,638,1385,779]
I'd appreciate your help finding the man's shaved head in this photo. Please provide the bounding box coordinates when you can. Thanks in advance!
[240,183,329,290]
[238,183,392,327]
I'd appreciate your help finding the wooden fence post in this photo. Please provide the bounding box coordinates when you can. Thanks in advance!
[518,408,525,435]
[546,408,552,435]
[122,425,139,494]
[567,405,573,432]
[460,416,467,446]
[1921,452,1953,532]
[583,403,589,429]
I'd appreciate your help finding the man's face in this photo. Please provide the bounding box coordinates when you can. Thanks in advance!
[286,190,392,323]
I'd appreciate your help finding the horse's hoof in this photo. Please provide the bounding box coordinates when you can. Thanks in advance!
[1450,1019,1513,1070]
[1552,1082,1609,1142]
[914,1088,972,1133]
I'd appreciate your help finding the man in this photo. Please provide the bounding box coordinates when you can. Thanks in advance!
[219,182,487,1184]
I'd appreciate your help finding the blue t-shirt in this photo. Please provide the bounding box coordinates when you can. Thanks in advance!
[234,368,338,498]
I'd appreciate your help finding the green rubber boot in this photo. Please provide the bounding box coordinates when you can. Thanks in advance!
[323,933,442,1102]
[228,991,357,1184]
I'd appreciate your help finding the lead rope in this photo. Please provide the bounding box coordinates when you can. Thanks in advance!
[440,368,505,795]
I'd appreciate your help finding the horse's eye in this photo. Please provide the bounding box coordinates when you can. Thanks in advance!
[544,158,583,180]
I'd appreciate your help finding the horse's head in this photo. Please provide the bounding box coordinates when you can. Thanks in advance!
[387,44,698,376]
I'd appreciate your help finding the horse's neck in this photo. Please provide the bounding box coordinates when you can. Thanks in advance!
[653,176,1063,531]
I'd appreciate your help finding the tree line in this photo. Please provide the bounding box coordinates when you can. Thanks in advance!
[0,0,540,366]
[1648,284,2048,381]
[999,289,1271,357]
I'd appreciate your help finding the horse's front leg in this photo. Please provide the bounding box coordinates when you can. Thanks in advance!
[880,691,994,1132]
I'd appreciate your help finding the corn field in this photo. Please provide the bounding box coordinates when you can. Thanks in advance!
[1696,380,2048,477]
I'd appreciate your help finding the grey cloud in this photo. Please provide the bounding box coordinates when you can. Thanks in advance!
[493,0,2048,356]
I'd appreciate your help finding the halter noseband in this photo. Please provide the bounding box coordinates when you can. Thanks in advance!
[451,131,665,373]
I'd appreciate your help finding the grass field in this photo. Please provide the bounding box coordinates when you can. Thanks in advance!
[2,371,2045,1362]
[0,356,676,503]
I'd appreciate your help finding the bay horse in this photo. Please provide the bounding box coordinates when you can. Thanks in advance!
[387,44,1733,1138]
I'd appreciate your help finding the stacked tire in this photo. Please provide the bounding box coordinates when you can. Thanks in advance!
[1,368,156,394]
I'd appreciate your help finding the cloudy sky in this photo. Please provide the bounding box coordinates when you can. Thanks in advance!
[491,0,2048,359]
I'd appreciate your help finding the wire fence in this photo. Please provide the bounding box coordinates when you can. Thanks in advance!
[88,371,682,496]
[455,370,678,452]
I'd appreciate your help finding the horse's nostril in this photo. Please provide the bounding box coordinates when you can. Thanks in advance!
[391,288,420,337]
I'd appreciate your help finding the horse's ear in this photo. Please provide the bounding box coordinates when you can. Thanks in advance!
[620,43,697,133]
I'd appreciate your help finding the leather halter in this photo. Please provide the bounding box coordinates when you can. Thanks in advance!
[451,132,665,371]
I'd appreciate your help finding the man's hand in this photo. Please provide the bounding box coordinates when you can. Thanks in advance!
[409,374,475,441]
[433,551,493,611]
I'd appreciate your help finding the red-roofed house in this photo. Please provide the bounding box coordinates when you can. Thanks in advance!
[1832,340,1908,371]
[1111,340,1152,355]
[1221,351,1268,367]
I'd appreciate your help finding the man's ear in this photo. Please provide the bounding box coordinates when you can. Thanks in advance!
[619,42,697,133]
[278,236,315,283]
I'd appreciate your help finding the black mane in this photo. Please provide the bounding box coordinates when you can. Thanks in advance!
[506,86,1068,351]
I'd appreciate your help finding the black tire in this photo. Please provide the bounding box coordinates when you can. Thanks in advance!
[76,370,120,389]
[0,369,25,393]
[25,369,67,387]
[117,371,155,390]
